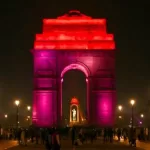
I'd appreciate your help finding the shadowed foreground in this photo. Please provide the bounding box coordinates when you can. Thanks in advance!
[0,140,18,150]
[7,139,145,150]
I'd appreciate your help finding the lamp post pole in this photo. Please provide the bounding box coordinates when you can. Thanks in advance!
[16,106,19,128]
[118,105,123,127]
[4,114,8,127]
[131,105,134,129]
[15,100,20,129]
[27,106,31,126]
[130,99,135,129]
[140,114,144,126]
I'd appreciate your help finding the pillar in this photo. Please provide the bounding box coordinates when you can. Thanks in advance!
[32,50,57,127]
[91,58,116,126]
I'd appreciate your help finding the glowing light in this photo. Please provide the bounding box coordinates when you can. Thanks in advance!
[70,97,79,105]
[32,10,116,127]
[43,19,106,24]
[27,106,31,111]
[35,34,114,41]
[118,105,122,111]
[4,114,8,118]
[97,92,113,125]
[34,41,115,50]
[33,10,115,50]
[43,10,105,24]
[61,63,89,77]
[130,99,135,106]
[140,114,144,118]
[32,91,54,127]
[15,100,20,106]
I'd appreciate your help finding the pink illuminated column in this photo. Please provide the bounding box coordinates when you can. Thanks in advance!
[86,78,90,121]
[56,77,63,126]
[91,52,116,127]
[33,91,55,126]
[32,50,57,127]
[93,91,115,126]
[60,78,63,119]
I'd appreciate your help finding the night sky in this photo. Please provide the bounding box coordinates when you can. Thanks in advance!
[0,1,149,117]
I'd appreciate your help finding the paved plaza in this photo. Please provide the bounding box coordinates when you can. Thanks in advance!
[1,139,150,150]
[119,139,150,150]
[0,140,18,150]
[2,139,147,150]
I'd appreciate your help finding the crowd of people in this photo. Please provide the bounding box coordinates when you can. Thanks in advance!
[0,126,150,149]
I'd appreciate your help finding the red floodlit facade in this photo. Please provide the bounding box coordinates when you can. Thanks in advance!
[70,97,79,105]
[32,10,116,127]
[34,10,115,50]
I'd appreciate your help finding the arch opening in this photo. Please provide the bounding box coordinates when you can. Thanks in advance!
[61,63,89,78]
[60,64,90,126]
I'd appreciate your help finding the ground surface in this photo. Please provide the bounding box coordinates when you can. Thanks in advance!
[3,139,147,150]
[0,140,18,150]
[119,139,150,150]
[1,139,150,150]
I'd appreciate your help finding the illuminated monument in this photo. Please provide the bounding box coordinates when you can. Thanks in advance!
[69,97,86,126]
[70,97,80,125]
[32,10,116,127]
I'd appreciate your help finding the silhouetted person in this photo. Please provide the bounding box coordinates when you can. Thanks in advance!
[30,128,34,143]
[45,129,52,150]
[35,128,39,144]
[103,128,108,143]
[117,128,121,141]
[122,128,127,141]
[71,127,76,145]
[90,129,95,144]
[17,128,21,145]
[41,129,45,144]
[52,128,60,150]
[108,128,113,143]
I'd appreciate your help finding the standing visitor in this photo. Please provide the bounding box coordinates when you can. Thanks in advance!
[103,128,108,143]
[52,128,60,150]
[71,127,76,146]
[45,129,52,150]
[117,128,121,141]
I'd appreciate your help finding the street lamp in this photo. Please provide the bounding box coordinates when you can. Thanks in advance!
[118,115,122,119]
[130,100,135,106]
[118,105,123,127]
[27,106,31,111]
[130,99,135,128]
[27,116,31,126]
[140,114,144,126]
[118,105,123,111]
[140,114,144,118]
[4,114,8,127]
[15,100,20,129]
[27,106,31,126]
[4,114,8,118]
[27,116,30,119]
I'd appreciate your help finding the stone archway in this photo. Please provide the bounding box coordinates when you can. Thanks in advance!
[59,63,90,123]
[61,63,89,78]
[32,10,116,127]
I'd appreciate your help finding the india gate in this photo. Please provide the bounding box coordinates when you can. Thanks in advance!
[31,10,116,127]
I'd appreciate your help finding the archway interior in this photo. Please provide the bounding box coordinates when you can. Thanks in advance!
[62,70,86,123]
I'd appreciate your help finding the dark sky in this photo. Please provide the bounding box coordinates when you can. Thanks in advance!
[0,1,149,116]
